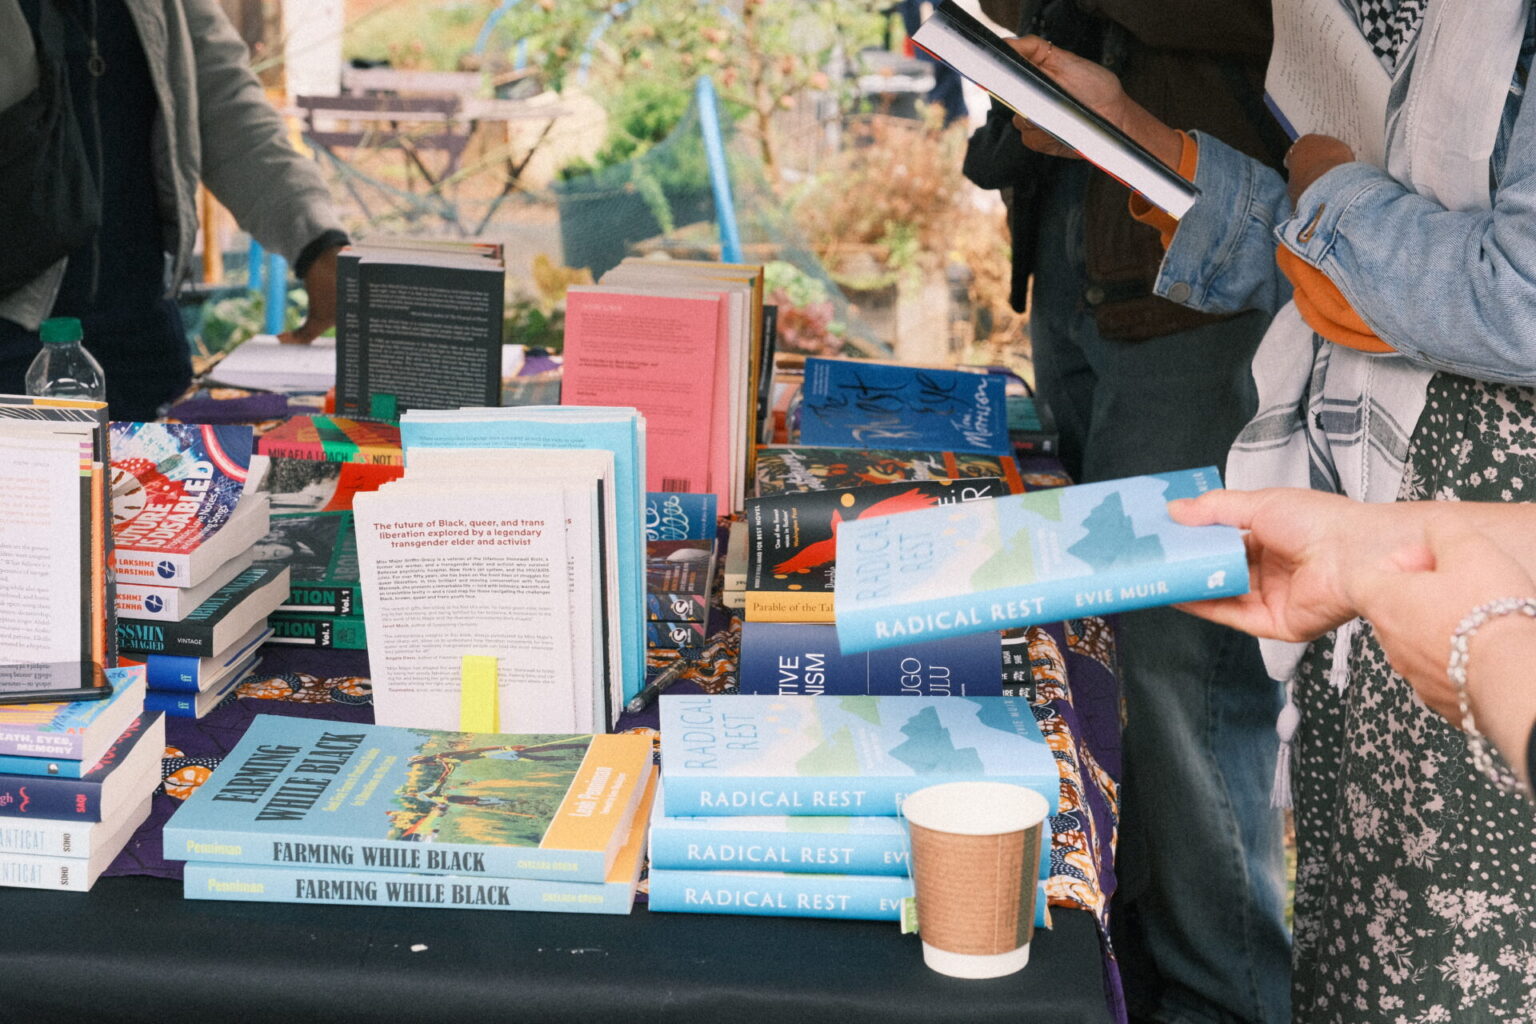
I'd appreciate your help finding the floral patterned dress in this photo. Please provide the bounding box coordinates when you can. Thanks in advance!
[1290,374,1536,1023]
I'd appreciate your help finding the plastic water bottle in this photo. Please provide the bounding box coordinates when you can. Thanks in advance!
[25,317,106,403]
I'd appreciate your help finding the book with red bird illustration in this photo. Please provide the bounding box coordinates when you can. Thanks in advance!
[743,478,1010,622]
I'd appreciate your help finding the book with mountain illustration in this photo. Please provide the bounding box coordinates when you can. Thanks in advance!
[752,446,1023,497]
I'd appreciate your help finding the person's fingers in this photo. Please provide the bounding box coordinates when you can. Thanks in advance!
[1166,489,1262,529]
[1005,35,1053,67]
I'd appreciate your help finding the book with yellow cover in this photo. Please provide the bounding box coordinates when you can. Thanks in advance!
[163,716,653,883]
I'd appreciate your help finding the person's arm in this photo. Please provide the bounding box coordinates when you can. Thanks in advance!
[1273,84,1536,384]
[180,0,346,341]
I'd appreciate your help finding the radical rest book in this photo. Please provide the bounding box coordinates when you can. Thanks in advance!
[163,716,653,883]
[832,467,1248,654]
[658,694,1058,818]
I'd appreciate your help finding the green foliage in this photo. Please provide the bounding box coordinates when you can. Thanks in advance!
[196,287,307,355]
[344,1,490,71]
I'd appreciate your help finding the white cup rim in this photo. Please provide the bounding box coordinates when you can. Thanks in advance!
[901,781,1050,835]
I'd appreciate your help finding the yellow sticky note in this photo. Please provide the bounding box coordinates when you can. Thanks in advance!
[459,655,499,733]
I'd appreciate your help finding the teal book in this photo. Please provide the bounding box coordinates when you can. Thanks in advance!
[399,407,646,704]
[181,770,656,915]
[0,667,146,773]
[648,869,1049,926]
[163,716,654,883]
[658,694,1057,817]
[648,786,1050,879]
[833,467,1247,654]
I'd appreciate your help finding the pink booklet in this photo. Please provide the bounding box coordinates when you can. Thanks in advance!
[562,288,725,495]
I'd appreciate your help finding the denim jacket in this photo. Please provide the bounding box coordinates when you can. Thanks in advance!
[1155,8,1536,385]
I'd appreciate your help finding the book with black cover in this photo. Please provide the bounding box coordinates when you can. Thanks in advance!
[116,565,291,656]
[912,0,1199,217]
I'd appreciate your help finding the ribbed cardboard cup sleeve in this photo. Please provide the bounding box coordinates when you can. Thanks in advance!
[908,822,1042,955]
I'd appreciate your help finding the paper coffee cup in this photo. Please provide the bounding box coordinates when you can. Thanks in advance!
[901,781,1049,979]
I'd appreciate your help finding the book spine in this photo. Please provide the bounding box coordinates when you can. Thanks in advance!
[281,584,360,616]
[181,862,634,914]
[143,655,203,693]
[660,772,1057,818]
[0,730,86,761]
[144,690,204,718]
[161,827,609,883]
[114,585,191,621]
[265,613,367,649]
[649,824,913,876]
[649,822,1050,878]
[116,616,217,655]
[0,754,86,780]
[835,552,1249,655]
[111,549,192,586]
[0,817,99,856]
[0,850,95,891]
[647,869,913,921]
[742,593,834,623]
[0,774,106,821]
[257,439,326,462]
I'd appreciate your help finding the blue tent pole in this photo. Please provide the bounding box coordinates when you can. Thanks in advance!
[695,76,742,264]
[264,251,288,335]
[248,239,264,293]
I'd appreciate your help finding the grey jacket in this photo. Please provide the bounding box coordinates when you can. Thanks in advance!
[0,0,344,329]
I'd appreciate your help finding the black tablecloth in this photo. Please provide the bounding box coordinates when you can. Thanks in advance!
[0,875,1109,1024]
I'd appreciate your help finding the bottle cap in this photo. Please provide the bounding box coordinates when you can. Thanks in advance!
[39,318,83,345]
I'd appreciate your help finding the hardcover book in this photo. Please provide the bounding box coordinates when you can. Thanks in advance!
[744,478,1010,622]
[0,712,165,821]
[256,415,403,466]
[116,565,291,656]
[0,795,151,892]
[0,668,146,769]
[649,786,1049,878]
[163,717,654,883]
[832,467,1248,654]
[737,622,1003,698]
[658,694,1057,817]
[797,359,1011,456]
[266,610,367,650]
[181,769,658,915]
[143,653,258,719]
[254,510,362,615]
[648,869,1048,926]
[109,422,269,588]
[752,446,1023,498]
[912,0,1199,218]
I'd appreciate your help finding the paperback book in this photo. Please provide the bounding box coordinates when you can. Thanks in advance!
[266,610,367,650]
[163,717,654,883]
[912,0,1198,218]
[182,769,658,915]
[648,869,1048,925]
[658,694,1057,817]
[264,457,404,515]
[737,622,1003,698]
[109,422,269,588]
[0,795,151,892]
[116,565,291,656]
[833,467,1248,654]
[0,668,146,770]
[114,550,255,622]
[254,511,362,615]
[0,787,151,858]
[122,622,271,694]
[1006,395,1059,456]
[752,446,1023,497]
[644,492,718,542]
[797,359,1011,457]
[256,415,403,466]
[744,478,1010,622]
[0,712,165,821]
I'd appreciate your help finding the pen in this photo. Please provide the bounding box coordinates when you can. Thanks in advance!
[626,629,734,713]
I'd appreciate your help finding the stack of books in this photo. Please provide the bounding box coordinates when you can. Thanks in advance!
[398,405,649,716]
[643,491,721,654]
[0,668,164,892]
[561,259,771,513]
[0,394,112,695]
[648,694,1056,921]
[258,510,367,651]
[111,423,289,719]
[166,717,657,916]
[257,414,404,467]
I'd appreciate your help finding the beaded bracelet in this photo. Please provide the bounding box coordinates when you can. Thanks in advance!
[1447,596,1536,795]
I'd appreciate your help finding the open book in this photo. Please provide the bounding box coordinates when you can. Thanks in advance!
[912,0,1198,218]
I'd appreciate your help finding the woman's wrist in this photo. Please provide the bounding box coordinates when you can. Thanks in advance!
[1117,100,1184,172]
[1460,608,1536,792]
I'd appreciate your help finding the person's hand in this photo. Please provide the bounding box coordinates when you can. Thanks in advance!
[1004,36,1183,170]
[1284,134,1355,206]
[1167,488,1430,643]
[279,245,341,344]
[1353,513,1536,722]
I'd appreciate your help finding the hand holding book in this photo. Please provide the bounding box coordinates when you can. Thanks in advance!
[1005,35,1184,174]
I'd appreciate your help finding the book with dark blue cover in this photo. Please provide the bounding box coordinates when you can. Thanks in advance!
[658,694,1057,817]
[0,712,164,821]
[644,492,718,542]
[798,359,1010,456]
[833,467,1248,654]
[738,622,1002,698]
